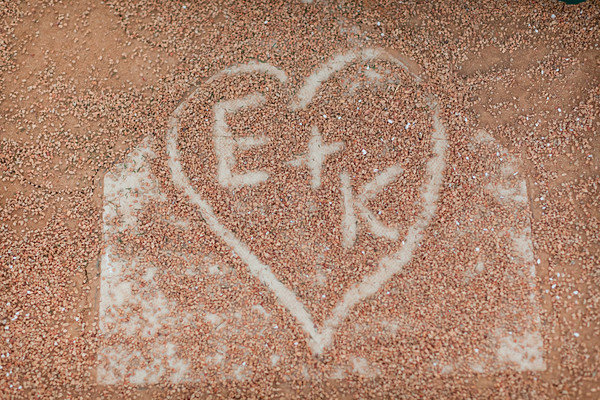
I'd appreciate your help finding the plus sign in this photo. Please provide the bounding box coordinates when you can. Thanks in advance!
[287,125,344,189]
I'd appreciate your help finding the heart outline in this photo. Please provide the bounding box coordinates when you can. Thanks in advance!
[166,47,447,354]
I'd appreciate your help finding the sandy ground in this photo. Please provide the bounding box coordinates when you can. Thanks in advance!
[0,0,599,398]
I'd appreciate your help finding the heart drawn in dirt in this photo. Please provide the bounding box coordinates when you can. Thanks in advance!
[166,47,447,354]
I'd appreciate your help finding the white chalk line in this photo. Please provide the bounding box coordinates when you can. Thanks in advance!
[166,48,447,354]
[207,61,289,84]
[290,47,420,111]
[341,164,404,248]
[340,172,358,248]
[213,93,270,187]
[287,125,344,189]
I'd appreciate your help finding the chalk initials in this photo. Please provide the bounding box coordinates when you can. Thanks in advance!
[213,93,271,188]
[340,165,404,248]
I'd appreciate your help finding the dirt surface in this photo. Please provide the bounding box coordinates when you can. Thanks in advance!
[0,0,599,398]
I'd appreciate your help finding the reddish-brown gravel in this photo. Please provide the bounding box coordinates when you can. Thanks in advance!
[1,0,599,398]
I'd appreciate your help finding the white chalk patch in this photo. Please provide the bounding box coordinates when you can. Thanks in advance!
[475,260,485,273]
[287,125,343,189]
[496,331,545,371]
[512,226,537,278]
[102,136,166,231]
[206,352,226,366]
[470,130,544,372]
[251,304,271,318]
[486,180,528,204]
[236,136,269,151]
[351,357,380,377]
[440,364,454,375]
[315,269,327,285]
[99,138,191,384]
[233,364,249,381]
[204,313,223,326]
[475,130,528,204]
[97,346,140,385]
[331,365,347,379]
[207,263,221,274]
[380,320,401,334]
[207,61,288,84]
[469,362,485,373]
[364,68,384,80]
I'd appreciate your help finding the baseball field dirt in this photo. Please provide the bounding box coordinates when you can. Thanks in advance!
[1,0,599,398]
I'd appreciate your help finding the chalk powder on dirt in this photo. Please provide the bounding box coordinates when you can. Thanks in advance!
[99,48,543,383]
[1,0,598,398]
